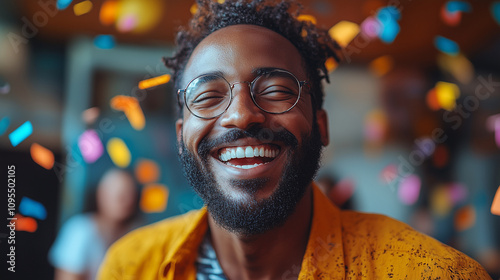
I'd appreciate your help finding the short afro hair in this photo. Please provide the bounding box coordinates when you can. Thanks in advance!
[163,0,341,114]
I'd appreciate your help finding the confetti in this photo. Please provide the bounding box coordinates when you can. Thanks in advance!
[99,0,119,25]
[437,53,474,84]
[94,35,115,49]
[446,1,472,13]
[30,143,55,170]
[328,179,355,206]
[328,21,360,47]
[434,36,460,56]
[297,14,317,25]
[360,16,381,39]
[140,184,169,213]
[19,197,47,220]
[426,88,441,111]
[491,186,500,215]
[398,174,421,205]
[454,205,476,231]
[138,74,171,90]
[493,2,500,25]
[73,0,93,16]
[107,137,131,168]
[433,145,449,168]
[135,159,160,184]
[440,4,462,26]
[14,214,38,233]
[9,121,33,147]
[369,55,394,77]
[117,13,138,32]
[485,113,500,132]
[448,183,467,205]
[110,95,145,130]
[435,81,460,111]
[380,164,398,184]
[376,6,401,44]
[325,57,338,72]
[431,185,453,216]
[57,0,73,10]
[364,109,387,142]
[78,129,104,164]
[81,107,100,125]
[0,117,10,136]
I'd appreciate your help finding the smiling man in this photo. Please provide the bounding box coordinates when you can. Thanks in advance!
[98,1,491,279]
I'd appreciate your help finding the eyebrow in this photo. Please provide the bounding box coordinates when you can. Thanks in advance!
[252,67,288,76]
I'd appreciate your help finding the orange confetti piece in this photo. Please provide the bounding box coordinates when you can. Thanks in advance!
[140,184,169,213]
[30,143,55,170]
[433,145,449,168]
[325,57,338,72]
[491,186,500,216]
[454,205,476,231]
[14,214,38,233]
[74,0,93,16]
[100,0,120,25]
[369,55,394,77]
[138,74,171,90]
[110,95,145,130]
[135,159,160,184]
[297,14,317,25]
[426,88,441,111]
[190,3,198,15]
[82,107,100,125]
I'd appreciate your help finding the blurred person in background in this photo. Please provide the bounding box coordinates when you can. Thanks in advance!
[49,168,140,280]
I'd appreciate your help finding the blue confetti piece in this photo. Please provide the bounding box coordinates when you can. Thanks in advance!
[19,197,47,220]
[94,35,115,49]
[446,1,472,13]
[0,117,10,136]
[56,0,73,10]
[378,19,400,44]
[9,121,33,147]
[377,6,401,22]
[492,2,500,25]
[434,36,460,56]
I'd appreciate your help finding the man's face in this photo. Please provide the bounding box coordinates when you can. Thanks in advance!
[176,25,329,235]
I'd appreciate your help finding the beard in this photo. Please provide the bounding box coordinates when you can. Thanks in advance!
[178,122,323,236]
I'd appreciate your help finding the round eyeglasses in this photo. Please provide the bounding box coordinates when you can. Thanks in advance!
[177,69,307,119]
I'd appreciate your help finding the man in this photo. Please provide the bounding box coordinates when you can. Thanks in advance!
[98,0,491,279]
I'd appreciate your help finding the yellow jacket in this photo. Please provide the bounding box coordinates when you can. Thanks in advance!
[98,184,491,279]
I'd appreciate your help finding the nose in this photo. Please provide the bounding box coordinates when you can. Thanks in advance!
[219,82,266,130]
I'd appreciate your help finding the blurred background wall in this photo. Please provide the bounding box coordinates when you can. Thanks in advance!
[0,0,499,278]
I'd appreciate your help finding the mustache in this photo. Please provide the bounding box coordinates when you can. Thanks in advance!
[198,125,298,159]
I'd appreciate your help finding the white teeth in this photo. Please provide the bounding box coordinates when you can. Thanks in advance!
[227,163,263,169]
[218,146,280,162]
[236,147,245,158]
[245,146,254,158]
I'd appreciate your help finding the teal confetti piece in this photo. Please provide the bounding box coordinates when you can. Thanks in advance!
[434,36,460,56]
[9,121,33,147]
[94,35,115,49]
[492,2,500,25]
[19,197,47,220]
[446,1,472,13]
[57,0,73,10]
[0,117,9,136]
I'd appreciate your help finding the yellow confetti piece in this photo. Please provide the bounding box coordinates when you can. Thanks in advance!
[454,205,476,231]
[297,14,317,25]
[369,55,394,77]
[190,3,198,14]
[107,138,131,168]
[328,20,360,48]
[431,185,453,217]
[138,74,171,90]
[437,53,474,84]
[100,0,120,25]
[30,143,55,170]
[135,159,160,184]
[140,184,169,213]
[110,95,146,130]
[435,81,460,111]
[325,57,338,72]
[74,0,93,16]
[217,0,225,3]
[491,186,500,216]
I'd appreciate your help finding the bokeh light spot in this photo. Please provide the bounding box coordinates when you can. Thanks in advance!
[493,2,500,25]
[398,174,421,205]
[78,129,104,164]
[30,143,55,170]
[437,53,474,84]
[328,20,360,47]
[107,137,131,168]
[73,0,93,16]
[100,0,120,25]
[297,14,317,25]
[135,159,160,184]
[434,36,460,56]
[454,205,476,231]
[94,35,115,49]
[369,55,394,77]
[57,0,73,10]
[140,184,169,213]
[435,81,460,111]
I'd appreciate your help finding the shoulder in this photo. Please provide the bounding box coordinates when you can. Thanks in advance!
[339,211,491,279]
[97,209,206,279]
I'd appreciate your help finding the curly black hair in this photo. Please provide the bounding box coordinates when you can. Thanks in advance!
[163,0,341,115]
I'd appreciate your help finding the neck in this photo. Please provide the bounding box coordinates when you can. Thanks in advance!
[208,185,313,280]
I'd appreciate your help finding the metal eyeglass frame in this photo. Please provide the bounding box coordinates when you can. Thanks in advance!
[177,69,308,120]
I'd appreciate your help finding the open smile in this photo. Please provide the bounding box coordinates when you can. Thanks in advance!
[217,144,281,169]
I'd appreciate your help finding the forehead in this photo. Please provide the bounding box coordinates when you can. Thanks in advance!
[181,25,305,86]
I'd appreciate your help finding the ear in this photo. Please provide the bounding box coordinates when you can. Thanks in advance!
[316,109,329,146]
[175,118,183,154]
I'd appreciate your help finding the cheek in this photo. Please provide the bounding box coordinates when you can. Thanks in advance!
[182,115,216,152]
